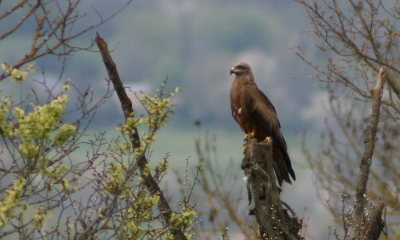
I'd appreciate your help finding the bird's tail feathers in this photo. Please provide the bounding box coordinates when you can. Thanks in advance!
[272,147,295,186]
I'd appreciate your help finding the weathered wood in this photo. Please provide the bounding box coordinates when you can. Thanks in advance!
[362,201,385,240]
[242,137,302,240]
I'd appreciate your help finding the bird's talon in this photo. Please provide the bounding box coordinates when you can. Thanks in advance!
[243,143,248,154]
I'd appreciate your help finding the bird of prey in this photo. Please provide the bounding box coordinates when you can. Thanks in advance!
[230,62,295,186]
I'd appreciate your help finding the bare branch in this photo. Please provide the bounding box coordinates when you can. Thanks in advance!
[354,66,386,238]
[95,34,187,240]
[0,1,39,41]
[0,0,133,82]
[354,67,386,239]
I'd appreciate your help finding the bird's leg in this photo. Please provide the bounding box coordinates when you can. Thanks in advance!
[243,134,248,153]
[243,132,255,153]
[244,134,249,143]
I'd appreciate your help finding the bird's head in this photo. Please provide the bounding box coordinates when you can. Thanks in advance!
[230,62,252,76]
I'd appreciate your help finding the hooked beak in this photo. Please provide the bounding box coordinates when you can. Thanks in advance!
[230,67,235,75]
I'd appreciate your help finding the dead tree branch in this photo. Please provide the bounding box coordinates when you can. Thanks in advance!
[242,137,302,240]
[363,201,385,240]
[354,66,386,239]
[95,33,187,240]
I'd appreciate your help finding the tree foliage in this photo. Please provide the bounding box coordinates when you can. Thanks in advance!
[0,1,199,239]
